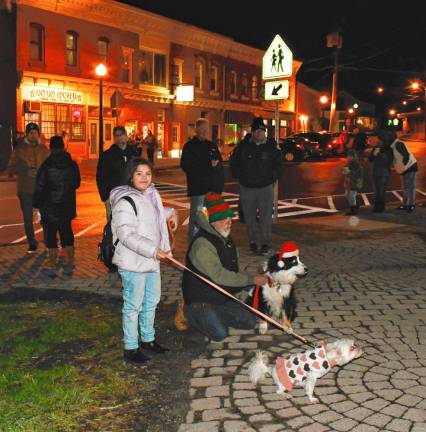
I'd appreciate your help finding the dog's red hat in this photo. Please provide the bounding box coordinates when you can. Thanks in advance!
[279,242,299,259]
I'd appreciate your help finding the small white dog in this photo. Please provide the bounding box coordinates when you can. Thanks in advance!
[249,339,363,403]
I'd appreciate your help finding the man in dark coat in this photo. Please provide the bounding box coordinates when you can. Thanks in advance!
[230,117,282,255]
[180,118,224,242]
[96,126,138,221]
[33,136,80,268]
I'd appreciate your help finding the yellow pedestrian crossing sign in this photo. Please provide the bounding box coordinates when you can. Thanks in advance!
[263,34,293,80]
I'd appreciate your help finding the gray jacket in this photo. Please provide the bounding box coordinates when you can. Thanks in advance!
[110,185,174,273]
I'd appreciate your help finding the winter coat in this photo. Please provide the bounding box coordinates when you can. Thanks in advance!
[33,151,81,224]
[8,137,50,194]
[182,211,252,305]
[230,134,282,188]
[343,158,364,191]
[96,144,139,202]
[352,132,367,154]
[110,184,174,273]
[390,140,418,175]
[180,136,224,196]
[368,145,393,178]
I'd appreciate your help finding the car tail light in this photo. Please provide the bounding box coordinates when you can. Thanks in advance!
[332,139,337,144]
[296,144,301,148]
[327,144,332,148]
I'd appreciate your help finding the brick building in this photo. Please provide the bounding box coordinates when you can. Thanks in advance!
[5,0,303,162]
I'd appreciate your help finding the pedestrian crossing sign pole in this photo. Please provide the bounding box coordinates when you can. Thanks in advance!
[263,34,293,222]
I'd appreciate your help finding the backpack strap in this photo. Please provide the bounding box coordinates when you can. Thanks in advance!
[113,196,138,247]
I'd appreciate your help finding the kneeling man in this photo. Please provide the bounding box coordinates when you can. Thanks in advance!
[182,192,269,341]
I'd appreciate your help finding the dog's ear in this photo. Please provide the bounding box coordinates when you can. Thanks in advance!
[267,254,281,273]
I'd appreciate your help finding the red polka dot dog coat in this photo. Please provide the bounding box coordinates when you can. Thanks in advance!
[275,341,337,391]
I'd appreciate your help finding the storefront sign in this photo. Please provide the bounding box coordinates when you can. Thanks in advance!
[22,85,84,105]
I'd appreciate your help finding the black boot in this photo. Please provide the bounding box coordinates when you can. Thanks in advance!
[345,207,357,216]
[249,242,258,254]
[124,348,150,365]
[140,340,169,354]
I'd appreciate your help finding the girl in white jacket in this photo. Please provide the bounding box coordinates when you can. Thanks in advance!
[110,158,177,365]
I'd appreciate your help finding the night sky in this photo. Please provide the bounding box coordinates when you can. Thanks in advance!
[120,0,425,115]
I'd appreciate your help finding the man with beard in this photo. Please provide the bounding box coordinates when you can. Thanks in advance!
[180,192,269,341]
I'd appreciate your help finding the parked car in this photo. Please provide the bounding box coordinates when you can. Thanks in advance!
[292,132,334,157]
[330,131,350,155]
[280,136,322,161]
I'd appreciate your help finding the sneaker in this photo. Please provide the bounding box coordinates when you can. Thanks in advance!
[140,340,169,354]
[396,205,407,210]
[249,242,258,254]
[123,348,150,366]
[27,245,37,255]
[259,245,270,256]
[407,205,415,213]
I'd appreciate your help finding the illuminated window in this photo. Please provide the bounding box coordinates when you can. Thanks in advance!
[121,47,133,83]
[29,23,44,62]
[251,75,258,99]
[230,71,237,96]
[241,74,248,97]
[139,50,166,87]
[171,59,183,85]
[66,31,78,66]
[210,65,218,92]
[98,37,109,63]
[195,61,203,89]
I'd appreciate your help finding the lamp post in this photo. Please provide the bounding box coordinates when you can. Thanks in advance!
[319,95,329,130]
[95,63,107,155]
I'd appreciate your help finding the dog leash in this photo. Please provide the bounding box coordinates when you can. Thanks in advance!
[165,255,315,349]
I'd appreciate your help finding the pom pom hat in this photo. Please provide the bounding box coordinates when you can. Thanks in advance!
[277,241,299,268]
[204,192,234,223]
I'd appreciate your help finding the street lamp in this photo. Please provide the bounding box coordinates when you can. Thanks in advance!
[389,109,396,116]
[353,103,359,109]
[377,87,384,94]
[319,95,329,129]
[348,108,354,114]
[95,63,107,154]
[411,82,420,90]
[402,101,407,106]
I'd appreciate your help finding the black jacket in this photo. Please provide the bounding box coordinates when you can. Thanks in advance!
[96,144,138,202]
[33,151,80,224]
[230,134,282,188]
[368,145,393,177]
[180,137,224,196]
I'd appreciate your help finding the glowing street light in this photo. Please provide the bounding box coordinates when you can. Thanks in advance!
[417,107,422,111]
[411,82,420,90]
[95,63,108,154]
[402,101,407,105]
[377,87,384,94]
[348,108,354,114]
[353,103,359,109]
[319,95,329,104]
[389,109,396,116]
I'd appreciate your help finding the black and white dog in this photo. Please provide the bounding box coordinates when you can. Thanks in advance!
[246,242,307,334]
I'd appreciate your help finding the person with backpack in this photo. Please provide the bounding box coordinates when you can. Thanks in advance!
[389,132,418,213]
[33,136,80,269]
[109,158,178,366]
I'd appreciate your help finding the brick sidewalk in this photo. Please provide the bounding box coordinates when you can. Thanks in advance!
[1,211,426,432]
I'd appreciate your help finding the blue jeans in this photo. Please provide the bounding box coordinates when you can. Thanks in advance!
[188,194,205,243]
[402,171,417,206]
[119,270,161,350]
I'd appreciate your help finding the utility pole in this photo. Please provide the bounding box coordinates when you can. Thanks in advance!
[327,30,342,132]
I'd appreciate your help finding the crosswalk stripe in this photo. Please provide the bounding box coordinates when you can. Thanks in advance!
[361,193,370,206]
[392,191,403,201]
[327,196,336,211]
[75,221,103,237]
[11,228,43,244]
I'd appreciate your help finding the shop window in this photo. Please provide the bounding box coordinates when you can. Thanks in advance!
[210,65,218,92]
[195,61,203,89]
[98,37,109,63]
[224,123,238,145]
[66,31,78,67]
[251,75,258,99]
[30,23,44,62]
[241,74,248,97]
[230,71,237,96]
[121,47,133,83]
[139,49,166,87]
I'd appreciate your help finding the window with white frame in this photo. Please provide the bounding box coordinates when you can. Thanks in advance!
[139,49,166,87]
[195,61,203,89]
[251,75,258,99]
[241,74,248,97]
[210,65,218,92]
[121,47,133,83]
[230,71,237,96]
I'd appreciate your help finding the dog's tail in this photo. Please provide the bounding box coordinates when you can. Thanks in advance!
[248,351,271,385]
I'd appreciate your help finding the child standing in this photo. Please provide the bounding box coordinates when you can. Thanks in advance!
[110,158,178,366]
[342,149,363,216]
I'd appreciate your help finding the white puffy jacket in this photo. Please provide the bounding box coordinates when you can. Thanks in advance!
[110,184,174,273]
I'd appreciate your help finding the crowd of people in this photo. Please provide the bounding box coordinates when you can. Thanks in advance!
[7,117,421,366]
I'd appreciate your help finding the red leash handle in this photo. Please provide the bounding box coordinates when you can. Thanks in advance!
[165,255,314,348]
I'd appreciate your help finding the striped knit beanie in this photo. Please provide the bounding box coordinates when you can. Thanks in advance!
[204,192,234,223]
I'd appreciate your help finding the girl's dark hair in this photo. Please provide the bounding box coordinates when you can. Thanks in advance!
[122,158,153,186]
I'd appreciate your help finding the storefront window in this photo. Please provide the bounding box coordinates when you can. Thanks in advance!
[224,123,238,145]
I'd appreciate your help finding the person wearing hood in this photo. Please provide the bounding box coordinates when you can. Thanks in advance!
[110,158,178,366]
[96,126,138,221]
[33,136,80,268]
[181,192,270,342]
[230,117,282,255]
[8,122,50,254]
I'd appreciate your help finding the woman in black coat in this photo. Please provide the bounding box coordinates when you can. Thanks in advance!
[33,136,80,267]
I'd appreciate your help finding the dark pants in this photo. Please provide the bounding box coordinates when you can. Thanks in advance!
[147,148,155,164]
[372,175,389,211]
[184,301,256,341]
[45,220,74,248]
[18,193,46,248]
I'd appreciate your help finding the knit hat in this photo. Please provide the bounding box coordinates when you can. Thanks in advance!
[50,135,65,150]
[251,117,266,132]
[25,122,40,134]
[204,192,234,223]
[277,242,299,268]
